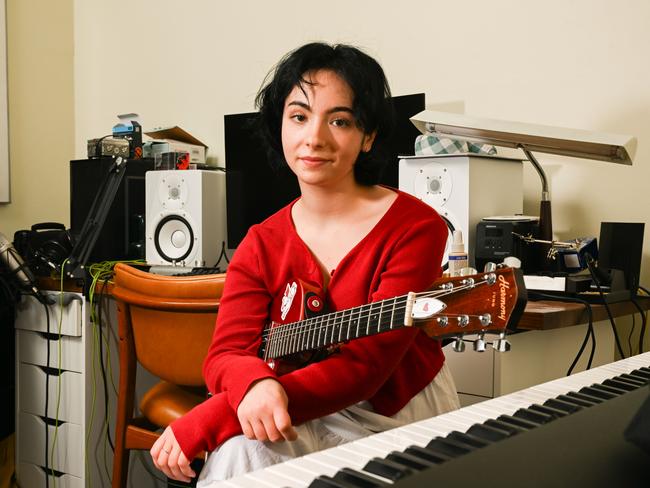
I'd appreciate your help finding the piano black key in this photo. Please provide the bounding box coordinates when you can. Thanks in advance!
[309,475,354,488]
[618,373,648,385]
[497,414,540,429]
[603,378,638,391]
[484,418,524,436]
[466,423,510,442]
[386,451,437,470]
[638,366,650,375]
[583,383,624,398]
[544,397,583,414]
[425,437,474,458]
[403,446,450,464]
[529,403,568,418]
[333,467,390,487]
[628,369,650,380]
[555,394,594,408]
[363,457,416,481]
[565,390,604,405]
[513,407,554,424]
[447,430,491,448]
[594,382,628,395]
[580,385,619,400]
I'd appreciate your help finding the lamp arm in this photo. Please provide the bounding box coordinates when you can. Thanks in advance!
[519,144,549,201]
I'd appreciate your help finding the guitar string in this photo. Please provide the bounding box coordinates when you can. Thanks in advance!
[262,278,497,356]
[261,278,490,340]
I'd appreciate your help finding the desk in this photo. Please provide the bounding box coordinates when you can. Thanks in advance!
[445,296,650,406]
[519,296,650,330]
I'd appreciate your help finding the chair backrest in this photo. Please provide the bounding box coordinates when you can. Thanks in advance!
[112,263,225,386]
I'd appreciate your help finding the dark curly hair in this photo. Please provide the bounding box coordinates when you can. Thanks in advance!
[254,42,395,186]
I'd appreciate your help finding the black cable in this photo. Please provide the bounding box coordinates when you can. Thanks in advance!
[93,134,113,157]
[528,291,595,375]
[628,313,636,356]
[584,258,626,360]
[42,299,51,488]
[630,298,647,355]
[213,241,230,268]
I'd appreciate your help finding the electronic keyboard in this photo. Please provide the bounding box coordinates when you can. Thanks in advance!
[218,352,650,487]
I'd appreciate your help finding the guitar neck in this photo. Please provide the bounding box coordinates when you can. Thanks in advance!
[264,295,409,360]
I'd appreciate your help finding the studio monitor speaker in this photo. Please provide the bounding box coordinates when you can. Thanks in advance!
[146,170,225,267]
[399,154,523,266]
[598,222,645,293]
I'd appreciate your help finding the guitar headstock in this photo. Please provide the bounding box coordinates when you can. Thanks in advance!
[411,267,527,350]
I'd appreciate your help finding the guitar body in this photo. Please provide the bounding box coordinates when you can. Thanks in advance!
[261,279,333,374]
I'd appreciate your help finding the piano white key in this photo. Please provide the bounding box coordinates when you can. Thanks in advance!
[236,469,296,488]
[321,445,369,468]
[264,462,314,486]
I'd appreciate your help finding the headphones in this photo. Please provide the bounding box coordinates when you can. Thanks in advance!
[14,223,73,276]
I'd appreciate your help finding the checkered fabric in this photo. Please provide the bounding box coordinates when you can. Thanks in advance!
[415,134,497,156]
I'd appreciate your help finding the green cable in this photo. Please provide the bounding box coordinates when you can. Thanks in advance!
[86,259,145,485]
[50,258,70,488]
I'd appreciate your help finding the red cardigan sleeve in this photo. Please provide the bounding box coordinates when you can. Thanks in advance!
[201,229,278,406]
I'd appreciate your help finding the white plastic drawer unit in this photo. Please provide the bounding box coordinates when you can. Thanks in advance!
[18,462,83,488]
[19,363,83,423]
[19,412,84,478]
[15,292,83,337]
[17,329,84,372]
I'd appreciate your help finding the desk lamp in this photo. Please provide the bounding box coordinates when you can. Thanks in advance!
[410,111,636,267]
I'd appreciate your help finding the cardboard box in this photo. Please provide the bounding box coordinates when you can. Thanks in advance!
[144,126,207,164]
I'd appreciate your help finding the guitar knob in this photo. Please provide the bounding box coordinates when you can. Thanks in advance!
[483,262,497,273]
[452,337,466,353]
[457,315,469,327]
[473,332,487,352]
[437,316,449,327]
[493,332,511,352]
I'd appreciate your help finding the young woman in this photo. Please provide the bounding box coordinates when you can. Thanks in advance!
[150,42,460,484]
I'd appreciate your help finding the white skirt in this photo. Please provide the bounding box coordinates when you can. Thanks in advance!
[197,362,460,486]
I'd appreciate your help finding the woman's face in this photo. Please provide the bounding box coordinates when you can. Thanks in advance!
[281,70,375,190]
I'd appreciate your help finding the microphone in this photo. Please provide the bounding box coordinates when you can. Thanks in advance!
[0,231,40,295]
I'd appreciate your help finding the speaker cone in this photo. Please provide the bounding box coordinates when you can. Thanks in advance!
[153,215,194,263]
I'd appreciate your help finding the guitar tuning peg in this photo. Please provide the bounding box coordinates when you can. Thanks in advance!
[460,267,478,276]
[483,262,497,273]
[492,332,511,352]
[473,332,487,352]
[452,336,466,353]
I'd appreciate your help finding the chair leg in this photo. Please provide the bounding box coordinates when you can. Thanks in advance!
[112,304,137,488]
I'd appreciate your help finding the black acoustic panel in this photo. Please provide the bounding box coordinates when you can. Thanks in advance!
[598,222,645,292]
[70,158,154,263]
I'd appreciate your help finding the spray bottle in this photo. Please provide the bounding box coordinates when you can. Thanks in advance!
[448,230,468,277]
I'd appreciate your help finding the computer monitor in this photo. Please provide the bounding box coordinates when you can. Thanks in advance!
[224,93,425,248]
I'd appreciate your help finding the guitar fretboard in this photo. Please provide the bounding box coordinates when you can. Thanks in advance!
[264,295,409,360]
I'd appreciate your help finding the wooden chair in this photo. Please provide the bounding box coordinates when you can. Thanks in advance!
[111,263,225,488]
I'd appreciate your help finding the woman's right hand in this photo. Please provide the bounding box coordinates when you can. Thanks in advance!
[237,378,298,442]
[150,425,196,482]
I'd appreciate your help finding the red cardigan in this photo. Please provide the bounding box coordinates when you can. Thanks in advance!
[172,189,448,459]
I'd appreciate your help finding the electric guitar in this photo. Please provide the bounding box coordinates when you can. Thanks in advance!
[258,267,527,373]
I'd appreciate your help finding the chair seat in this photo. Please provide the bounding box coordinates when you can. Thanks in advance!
[139,381,206,428]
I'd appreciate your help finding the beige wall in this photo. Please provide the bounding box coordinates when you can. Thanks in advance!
[0,0,74,236]
[2,0,650,287]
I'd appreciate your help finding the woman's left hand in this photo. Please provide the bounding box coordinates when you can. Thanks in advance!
[150,425,196,482]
